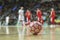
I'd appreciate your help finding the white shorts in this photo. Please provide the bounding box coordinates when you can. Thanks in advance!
[18,15,24,21]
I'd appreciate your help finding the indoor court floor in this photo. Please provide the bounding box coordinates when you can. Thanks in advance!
[0,25,60,40]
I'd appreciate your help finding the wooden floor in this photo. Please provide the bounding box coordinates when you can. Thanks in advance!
[0,25,60,40]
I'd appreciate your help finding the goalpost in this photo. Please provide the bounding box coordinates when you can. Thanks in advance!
[5,16,9,34]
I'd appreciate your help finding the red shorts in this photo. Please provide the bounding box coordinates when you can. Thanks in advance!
[50,17,55,24]
[26,17,31,22]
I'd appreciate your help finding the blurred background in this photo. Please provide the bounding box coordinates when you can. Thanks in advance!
[0,0,60,25]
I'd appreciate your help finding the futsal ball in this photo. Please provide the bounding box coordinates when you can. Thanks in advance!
[29,22,42,35]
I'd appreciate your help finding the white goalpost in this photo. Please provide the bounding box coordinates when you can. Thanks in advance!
[0,21,2,29]
[5,16,9,34]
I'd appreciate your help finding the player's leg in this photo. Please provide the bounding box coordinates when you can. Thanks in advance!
[17,15,21,24]
[17,15,23,34]
[21,16,27,35]
[38,17,39,21]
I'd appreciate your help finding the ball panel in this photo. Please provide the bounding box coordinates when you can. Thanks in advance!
[29,22,42,35]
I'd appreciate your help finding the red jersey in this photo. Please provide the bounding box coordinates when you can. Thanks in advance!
[50,10,56,24]
[25,10,31,21]
[25,11,31,18]
[50,10,56,18]
[36,10,42,18]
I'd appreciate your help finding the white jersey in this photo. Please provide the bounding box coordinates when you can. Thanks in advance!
[18,9,24,16]
[18,9,24,21]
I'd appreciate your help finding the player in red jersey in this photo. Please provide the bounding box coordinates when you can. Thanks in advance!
[36,8,42,21]
[49,8,56,40]
[25,9,31,23]
[36,8,44,24]
[49,8,56,24]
